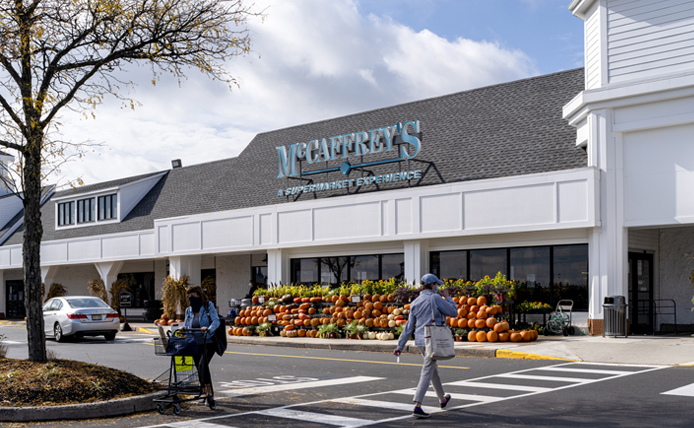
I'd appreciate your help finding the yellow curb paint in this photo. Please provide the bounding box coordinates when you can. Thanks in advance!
[0,321,7,324]
[495,349,577,361]
[138,328,154,334]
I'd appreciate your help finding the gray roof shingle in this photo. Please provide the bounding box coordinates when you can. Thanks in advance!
[2,68,586,245]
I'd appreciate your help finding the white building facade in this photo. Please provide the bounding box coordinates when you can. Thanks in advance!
[0,0,692,336]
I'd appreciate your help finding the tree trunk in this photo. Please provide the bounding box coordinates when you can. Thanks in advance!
[23,134,46,363]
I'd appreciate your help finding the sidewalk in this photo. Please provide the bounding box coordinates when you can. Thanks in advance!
[129,322,694,367]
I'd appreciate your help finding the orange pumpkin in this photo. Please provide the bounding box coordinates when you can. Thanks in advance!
[475,319,486,329]
[510,332,522,342]
[457,318,468,328]
[457,308,468,318]
[476,331,487,342]
[476,296,488,306]
[487,330,498,342]
[468,331,477,342]
[486,317,497,328]
[521,330,532,342]
[467,297,477,306]
[498,332,510,342]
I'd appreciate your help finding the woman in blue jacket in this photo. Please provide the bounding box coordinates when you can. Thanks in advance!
[181,285,220,399]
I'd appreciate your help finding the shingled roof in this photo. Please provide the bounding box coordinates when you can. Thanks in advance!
[1,67,586,245]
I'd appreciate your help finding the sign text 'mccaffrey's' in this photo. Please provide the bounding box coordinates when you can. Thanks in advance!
[275,120,421,179]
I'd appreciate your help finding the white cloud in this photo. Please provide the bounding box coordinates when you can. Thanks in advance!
[49,0,537,186]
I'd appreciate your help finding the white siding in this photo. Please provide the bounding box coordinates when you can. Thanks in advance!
[608,0,694,84]
[586,2,602,89]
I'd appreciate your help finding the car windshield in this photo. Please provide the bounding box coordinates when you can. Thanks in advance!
[65,298,109,309]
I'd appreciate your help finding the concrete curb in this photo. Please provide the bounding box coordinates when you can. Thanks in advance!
[0,391,166,422]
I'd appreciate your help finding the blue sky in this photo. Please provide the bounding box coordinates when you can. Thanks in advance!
[56,0,585,186]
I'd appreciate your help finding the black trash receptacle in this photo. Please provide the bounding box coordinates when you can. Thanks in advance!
[603,296,628,337]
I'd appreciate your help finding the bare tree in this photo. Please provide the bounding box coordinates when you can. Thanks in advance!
[0,0,261,362]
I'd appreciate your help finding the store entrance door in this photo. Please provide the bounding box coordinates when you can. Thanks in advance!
[6,280,25,319]
[628,252,653,334]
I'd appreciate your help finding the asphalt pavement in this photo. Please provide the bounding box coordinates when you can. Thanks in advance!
[2,320,694,426]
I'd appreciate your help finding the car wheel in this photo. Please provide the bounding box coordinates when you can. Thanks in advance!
[54,324,65,342]
[104,332,116,341]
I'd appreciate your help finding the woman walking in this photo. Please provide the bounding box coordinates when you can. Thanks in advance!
[393,273,458,418]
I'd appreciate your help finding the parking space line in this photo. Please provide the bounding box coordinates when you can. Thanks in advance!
[219,376,384,397]
[445,380,551,392]
[497,373,594,383]
[538,367,630,375]
[330,397,440,414]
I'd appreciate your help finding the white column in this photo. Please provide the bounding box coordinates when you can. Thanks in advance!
[267,249,288,285]
[41,266,60,289]
[0,270,5,317]
[94,261,124,303]
[587,110,627,324]
[404,240,429,286]
[169,255,202,286]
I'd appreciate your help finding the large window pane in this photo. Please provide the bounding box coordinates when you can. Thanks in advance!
[320,257,350,285]
[351,255,379,282]
[511,247,550,304]
[433,251,467,280]
[292,258,318,284]
[553,245,589,310]
[381,254,404,281]
[469,249,507,281]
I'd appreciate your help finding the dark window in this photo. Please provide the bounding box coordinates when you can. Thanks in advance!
[291,253,405,285]
[252,266,268,285]
[98,194,117,220]
[553,244,589,310]
[469,248,507,281]
[511,247,551,304]
[117,272,154,309]
[76,198,94,223]
[381,254,404,281]
[351,255,379,282]
[431,250,467,280]
[57,201,74,226]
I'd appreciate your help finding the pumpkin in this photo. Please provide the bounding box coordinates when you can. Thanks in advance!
[467,331,477,342]
[510,332,522,342]
[476,311,488,320]
[297,329,306,337]
[476,296,488,306]
[284,324,295,331]
[467,311,476,320]
[521,330,532,342]
[486,317,497,328]
[279,330,287,337]
[486,306,496,316]
[470,305,479,314]
[487,330,498,342]
[531,330,538,340]
[457,308,468,318]
[476,331,487,342]
[457,318,468,328]
[467,297,477,306]
[498,332,510,342]
[475,319,486,329]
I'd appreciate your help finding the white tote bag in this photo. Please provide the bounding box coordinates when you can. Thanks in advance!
[424,295,456,360]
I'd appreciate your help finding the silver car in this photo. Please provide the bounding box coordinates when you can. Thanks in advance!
[42,296,120,341]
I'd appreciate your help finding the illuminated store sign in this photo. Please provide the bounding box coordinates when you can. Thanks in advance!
[275,120,421,179]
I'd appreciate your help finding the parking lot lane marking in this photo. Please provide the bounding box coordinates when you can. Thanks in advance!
[259,408,369,427]
[219,376,385,397]
[539,367,631,375]
[167,421,238,428]
[445,381,551,392]
[221,350,470,370]
[662,382,694,397]
[496,373,593,383]
[330,397,440,414]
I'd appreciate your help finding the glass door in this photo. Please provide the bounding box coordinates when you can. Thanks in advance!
[6,280,25,319]
[628,252,653,334]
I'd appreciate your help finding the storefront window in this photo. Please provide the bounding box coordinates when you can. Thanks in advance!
[117,272,154,308]
[252,266,268,285]
[381,254,404,281]
[553,244,589,310]
[511,247,550,304]
[431,250,467,280]
[469,249,507,281]
[351,255,379,282]
[292,258,319,284]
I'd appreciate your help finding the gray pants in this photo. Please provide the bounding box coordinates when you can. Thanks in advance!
[413,346,445,404]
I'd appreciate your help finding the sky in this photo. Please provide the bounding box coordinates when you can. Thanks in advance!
[51,0,585,186]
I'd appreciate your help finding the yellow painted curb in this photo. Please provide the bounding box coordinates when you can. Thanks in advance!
[137,327,154,334]
[496,349,577,361]
[0,320,7,324]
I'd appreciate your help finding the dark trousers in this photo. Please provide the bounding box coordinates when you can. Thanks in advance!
[193,342,217,387]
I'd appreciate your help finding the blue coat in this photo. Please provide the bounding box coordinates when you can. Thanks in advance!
[397,289,458,349]
[183,301,221,343]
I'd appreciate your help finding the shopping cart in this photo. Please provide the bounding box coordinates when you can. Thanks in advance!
[152,328,217,415]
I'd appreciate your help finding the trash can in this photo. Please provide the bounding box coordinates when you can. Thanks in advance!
[603,296,628,338]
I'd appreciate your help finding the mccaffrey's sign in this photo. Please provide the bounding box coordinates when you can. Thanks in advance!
[276,120,422,197]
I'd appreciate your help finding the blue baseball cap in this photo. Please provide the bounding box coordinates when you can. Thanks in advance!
[421,273,444,286]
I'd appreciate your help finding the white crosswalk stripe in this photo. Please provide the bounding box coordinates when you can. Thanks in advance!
[661,382,694,397]
[139,362,665,428]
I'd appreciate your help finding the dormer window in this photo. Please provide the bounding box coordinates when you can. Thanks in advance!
[77,198,94,223]
[98,194,117,220]
[57,201,74,226]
